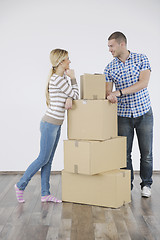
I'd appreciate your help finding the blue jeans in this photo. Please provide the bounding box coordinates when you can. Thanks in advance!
[118,107,153,189]
[17,121,61,196]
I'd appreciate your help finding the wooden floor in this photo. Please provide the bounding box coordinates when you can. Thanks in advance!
[0,173,160,240]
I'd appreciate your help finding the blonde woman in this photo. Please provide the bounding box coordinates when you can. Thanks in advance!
[15,49,79,203]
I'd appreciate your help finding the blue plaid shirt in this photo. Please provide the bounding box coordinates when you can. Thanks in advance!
[104,52,151,118]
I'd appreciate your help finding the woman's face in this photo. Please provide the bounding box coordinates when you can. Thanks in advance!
[61,56,71,70]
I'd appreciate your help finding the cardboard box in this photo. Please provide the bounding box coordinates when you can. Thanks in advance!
[67,100,117,140]
[80,74,106,100]
[64,137,126,175]
[62,170,131,208]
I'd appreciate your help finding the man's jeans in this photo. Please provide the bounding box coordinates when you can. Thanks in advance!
[17,121,61,196]
[118,107,153,189]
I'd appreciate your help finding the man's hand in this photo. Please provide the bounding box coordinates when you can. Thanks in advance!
[65,98,73,110]
[107,93,118,103]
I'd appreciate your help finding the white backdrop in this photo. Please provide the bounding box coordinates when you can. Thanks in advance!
[0,0,159,171]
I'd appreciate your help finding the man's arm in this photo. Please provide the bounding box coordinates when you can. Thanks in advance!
[106,82,113,97]
[109,69,151,97]
[106,82,118,103]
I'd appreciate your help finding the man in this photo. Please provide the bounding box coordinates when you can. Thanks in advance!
[104,31,153,197]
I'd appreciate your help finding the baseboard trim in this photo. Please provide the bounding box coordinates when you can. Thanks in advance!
[0,170,160,175]
[133,170,160,174]
[0,171,62,175]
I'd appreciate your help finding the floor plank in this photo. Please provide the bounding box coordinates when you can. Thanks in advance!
[71,204,95,240]
[120,205,144,240]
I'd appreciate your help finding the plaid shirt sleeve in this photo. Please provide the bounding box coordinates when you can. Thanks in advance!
[104,65,113,82]
[140,54,152,72]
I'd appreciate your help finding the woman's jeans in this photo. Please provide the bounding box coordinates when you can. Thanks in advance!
[17,121,61,196]
[118,107,153,190]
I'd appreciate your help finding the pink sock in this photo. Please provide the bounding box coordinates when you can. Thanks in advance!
[14,184,25,203]
[41,195,62,203]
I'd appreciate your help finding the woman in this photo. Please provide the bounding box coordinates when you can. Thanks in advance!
[15,49,79,203]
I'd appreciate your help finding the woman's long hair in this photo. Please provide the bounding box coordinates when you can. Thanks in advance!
[46,49,68,107]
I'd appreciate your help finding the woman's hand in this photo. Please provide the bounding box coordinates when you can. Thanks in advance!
[65,69,75,79]
[65,97,73,110]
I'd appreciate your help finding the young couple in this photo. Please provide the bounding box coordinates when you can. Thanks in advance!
[15,31,153,203]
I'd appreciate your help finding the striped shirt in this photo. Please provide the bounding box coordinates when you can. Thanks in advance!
[104,52,151,118]
[42,74,79,125]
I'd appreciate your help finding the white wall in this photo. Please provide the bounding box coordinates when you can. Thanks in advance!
[0,0,159,171]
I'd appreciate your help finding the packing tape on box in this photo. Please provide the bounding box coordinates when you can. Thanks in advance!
[74,165,78,173]
[74,140,79,147]
[93,95,98,100]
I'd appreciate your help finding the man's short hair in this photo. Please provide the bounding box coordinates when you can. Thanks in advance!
[108,32,127,44]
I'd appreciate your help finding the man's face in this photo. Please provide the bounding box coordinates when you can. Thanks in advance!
[108,39,123,58]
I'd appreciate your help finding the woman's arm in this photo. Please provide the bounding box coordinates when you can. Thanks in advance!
[65,97,73,110]
[51,71,79,100]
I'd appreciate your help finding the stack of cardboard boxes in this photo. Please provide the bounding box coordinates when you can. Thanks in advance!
[62,74,131,208]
